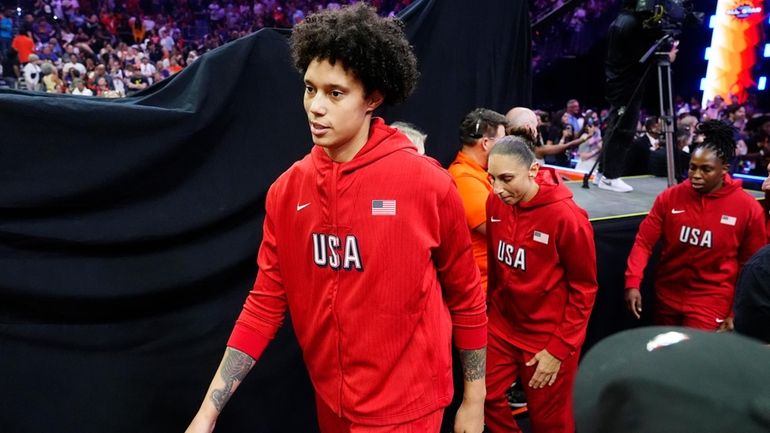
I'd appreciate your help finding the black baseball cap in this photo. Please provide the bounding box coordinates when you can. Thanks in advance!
[574,326,770,433]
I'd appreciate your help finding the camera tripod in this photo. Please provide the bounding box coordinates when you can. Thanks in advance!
[582,34,678,189]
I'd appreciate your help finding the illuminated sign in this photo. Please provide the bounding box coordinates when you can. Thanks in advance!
[726,4,762,18]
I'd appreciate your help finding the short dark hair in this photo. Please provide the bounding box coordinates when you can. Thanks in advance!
[675,128,690,143]
[489,135,535,166]
[459,108,508,145]
[289,3,418,105]
[644,116,659,131]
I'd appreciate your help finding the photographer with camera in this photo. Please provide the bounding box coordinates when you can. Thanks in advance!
[598,0,678,192]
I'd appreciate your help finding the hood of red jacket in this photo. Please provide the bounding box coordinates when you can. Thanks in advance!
[518,167,574,209]
[310,117,415,175]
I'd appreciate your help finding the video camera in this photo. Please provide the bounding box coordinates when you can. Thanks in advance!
[634,0,704,33]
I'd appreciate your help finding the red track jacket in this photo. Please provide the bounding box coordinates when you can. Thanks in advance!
[486,168,598,361]
[625,175,766,318]
[227,118,487,425]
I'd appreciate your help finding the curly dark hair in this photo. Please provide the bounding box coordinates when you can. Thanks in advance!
[289,3,418,105]
[693,120,736,164]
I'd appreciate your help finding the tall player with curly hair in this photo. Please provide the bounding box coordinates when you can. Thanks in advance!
[624,120,767,331]
[186,4,487,433]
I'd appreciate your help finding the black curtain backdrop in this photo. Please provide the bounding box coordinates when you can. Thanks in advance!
[0,1,530,432]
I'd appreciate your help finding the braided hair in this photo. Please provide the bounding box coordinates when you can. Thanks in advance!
[692,120,736,164]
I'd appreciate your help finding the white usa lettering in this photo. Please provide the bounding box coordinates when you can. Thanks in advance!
[496,240,526,271]
[312,233,364,271]
[678,225,712,249]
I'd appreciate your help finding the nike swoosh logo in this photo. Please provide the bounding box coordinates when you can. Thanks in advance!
[671,209,685,214]
[296,203,311,211]
[490,217,501,223]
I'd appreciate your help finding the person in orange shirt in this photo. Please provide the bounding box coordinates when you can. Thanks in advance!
[11,31,35,64]
[448,108,508,292]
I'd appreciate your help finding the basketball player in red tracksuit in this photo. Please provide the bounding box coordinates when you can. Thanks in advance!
[484,136,598,433]
[625,120,767,331]
[186,5,487,433]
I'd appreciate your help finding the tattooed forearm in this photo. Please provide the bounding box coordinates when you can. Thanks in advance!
[459,348,486,382]
[210,348,255,412]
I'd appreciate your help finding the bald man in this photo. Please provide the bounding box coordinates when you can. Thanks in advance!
[506,107,590,166]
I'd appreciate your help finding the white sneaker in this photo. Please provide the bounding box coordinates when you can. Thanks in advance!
[592,172,603,185]
[598,177,634,192]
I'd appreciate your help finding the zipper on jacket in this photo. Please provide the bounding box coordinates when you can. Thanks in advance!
[329,162,345,417]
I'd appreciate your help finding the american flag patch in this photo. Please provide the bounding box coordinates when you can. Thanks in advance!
[372,200,396,216]
[720,215,736,226]
[533,230,549,245]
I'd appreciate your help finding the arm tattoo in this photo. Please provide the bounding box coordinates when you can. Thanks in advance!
[210,348,255,412]
[459,348,486,382]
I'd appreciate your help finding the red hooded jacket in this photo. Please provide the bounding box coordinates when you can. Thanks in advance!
[486,168,597,361]
[227,118,487,425]
[625,175,766,318]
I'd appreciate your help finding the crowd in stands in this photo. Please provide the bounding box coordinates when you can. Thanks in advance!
[0,0,413,96]
[531,0,619,71]
[535,95,770,180]
[3,0,770,182]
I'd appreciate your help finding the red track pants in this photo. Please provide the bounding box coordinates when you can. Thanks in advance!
[484,330,578,433]
[315,394,444,433]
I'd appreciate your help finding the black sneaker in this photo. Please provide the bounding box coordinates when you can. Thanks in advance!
[506,381,527,408]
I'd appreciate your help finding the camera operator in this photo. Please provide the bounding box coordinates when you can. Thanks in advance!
[598,0,678,192]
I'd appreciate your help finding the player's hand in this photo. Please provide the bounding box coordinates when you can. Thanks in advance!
[625,288,643,319]
[525,349,561,389]
[185,412,216,433]
[453,398,484,433]
[717,316,734,333]
[761,167,770,193]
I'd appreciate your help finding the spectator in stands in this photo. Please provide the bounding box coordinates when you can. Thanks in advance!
[648,128,691,182]
[11,30,35,64]
[1,47,21,89]
[139,55,156,82]
[125,64,149,95]
[168,56,183,74]
[89,63,113,89]
[108,59,126,95]
[624,121,767,331]
[554,122,576,167]
[41,61,65,93]
[71,78,92,95]
[575,119,602,172]
[448,108,508,292]
[507,106,591,168]
[0,11,13,58]
[704,95,725,121]
[565,99,584,133]
[625,116,660,176]
[22,53,42,90]
[62,53,87,77]
[95,76,112,96]
[725,104,747,135]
